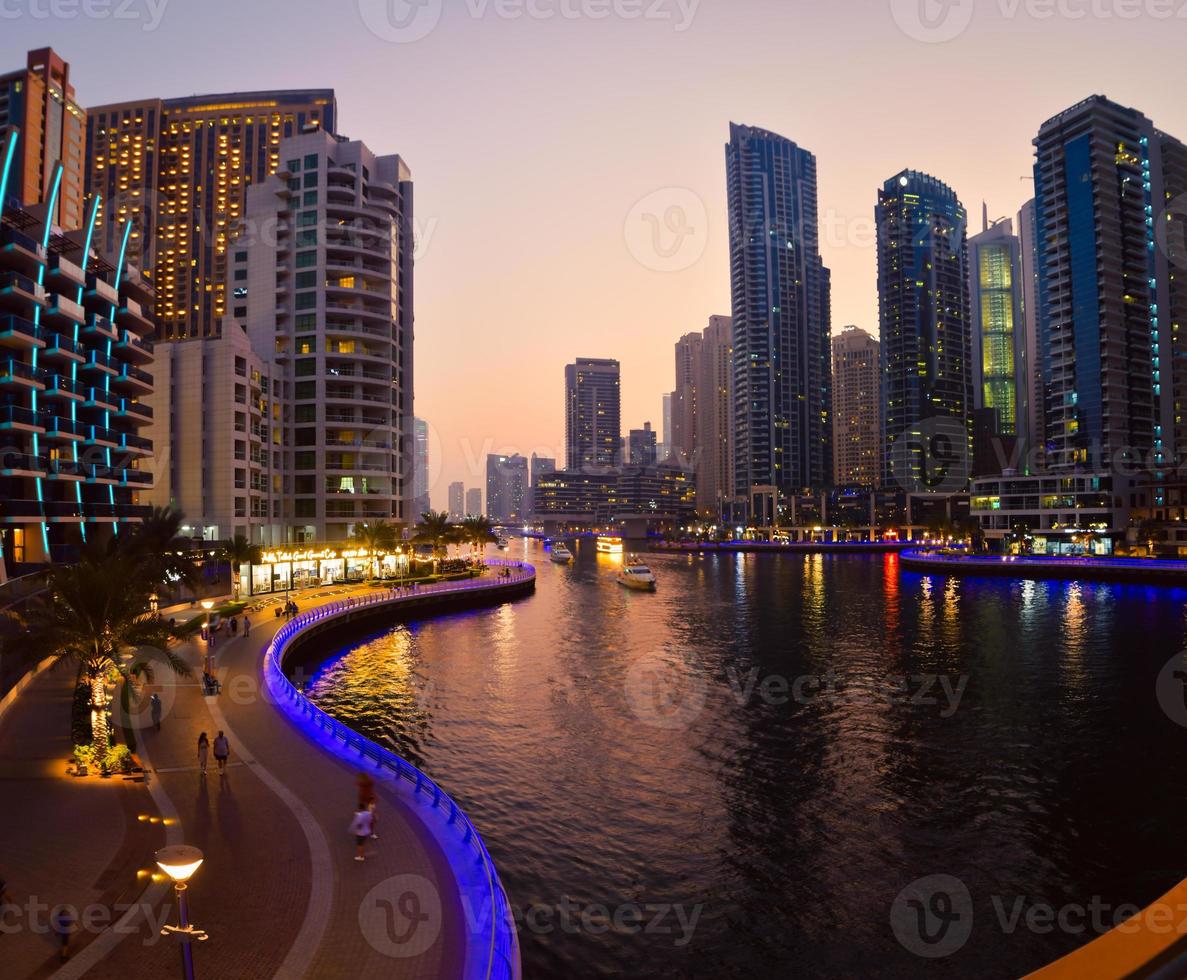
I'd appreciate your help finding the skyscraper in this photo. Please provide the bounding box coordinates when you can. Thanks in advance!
[660,392,673,462]
[448,481,465,521]
[831,326,881,489]
[877,170,972,493]
[672,332,702,464]
[0,49,85,230]
[565,357,621,471]
[968,212,1031,466]
[486,454,528,523]
[413,418,430,518]
[222,131,414,541]
[1017,198,1043,469]
[85,89,336,339]
[466,487,482,518]
[695,314,735,517]
[726,123,832,505]
[1034,96,1187,473]
[628,423,658,466]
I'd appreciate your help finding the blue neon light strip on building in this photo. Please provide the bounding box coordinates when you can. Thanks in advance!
[106,220,135,535]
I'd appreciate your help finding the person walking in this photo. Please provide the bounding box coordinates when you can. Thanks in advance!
[229,616,238,636]
[243,615,251,637]
[52,905,75,961]
[349,806,375,862]
[197,732,209,776]
[357,773,379,839]
[150,692,162,731]
[212,731,230,775]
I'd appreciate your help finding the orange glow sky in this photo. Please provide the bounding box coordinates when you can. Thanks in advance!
[8,0,1187,506]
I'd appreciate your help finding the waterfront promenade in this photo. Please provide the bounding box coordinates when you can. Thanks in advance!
[0,569,530,979]
[900,549,1187,586]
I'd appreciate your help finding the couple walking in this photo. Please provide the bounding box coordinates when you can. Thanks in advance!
[197,731,230,775]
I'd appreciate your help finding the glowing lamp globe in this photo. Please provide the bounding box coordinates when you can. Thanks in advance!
[155,845,204,883]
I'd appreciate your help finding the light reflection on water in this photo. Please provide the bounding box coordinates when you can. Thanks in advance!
[305,541,1187,979]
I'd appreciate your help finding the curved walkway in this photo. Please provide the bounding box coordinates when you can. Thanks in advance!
[0,567,532,980]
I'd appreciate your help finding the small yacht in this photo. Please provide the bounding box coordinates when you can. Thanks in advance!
[617,558,657,592]
[496,535,509,550]
[551,543,574,564]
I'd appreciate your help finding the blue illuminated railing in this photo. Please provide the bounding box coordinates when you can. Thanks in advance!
[264,561,533,980]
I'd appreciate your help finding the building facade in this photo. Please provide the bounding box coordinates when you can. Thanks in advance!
[144,328,284,544]
[968,215,1030,465]
[726,123,832,502]
[85,89,336,340]
[1,49,85,231]
[672,331,702,464]
[695,314,734,518]
[1033,96,1187,475]
[565,357,620,471]
[413,417,430,517]
[877,170,972,494]
[466,487,482,518]
[628,422,658,466]
[448,481,465,520]
[831,326,881,489]
[0,133,155,573]
[1017,198,1043,470]
[486,453,528,523]
[224,131,414,543]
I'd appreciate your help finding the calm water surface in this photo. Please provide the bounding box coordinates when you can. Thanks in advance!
[305,541,1187,979]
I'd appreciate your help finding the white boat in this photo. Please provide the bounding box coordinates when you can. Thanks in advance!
[617,559,657,592]
[496,536,509,550]
[551,543,574,564]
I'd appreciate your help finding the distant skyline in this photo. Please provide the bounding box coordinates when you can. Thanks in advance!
[6,0,1187,505]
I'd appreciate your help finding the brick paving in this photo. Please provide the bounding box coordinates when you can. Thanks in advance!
[1,583,474,980]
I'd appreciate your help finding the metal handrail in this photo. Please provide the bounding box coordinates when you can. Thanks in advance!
[264,561,533,980]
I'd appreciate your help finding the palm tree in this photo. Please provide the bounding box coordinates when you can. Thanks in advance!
[221,534,263,598]
[459,516,497,566]
[353,521,400,578]
[112,505,198,593]
[414,511,455,562]
[6,555,190,752]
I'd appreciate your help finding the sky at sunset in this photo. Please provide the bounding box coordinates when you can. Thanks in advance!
[6,0,1187,505]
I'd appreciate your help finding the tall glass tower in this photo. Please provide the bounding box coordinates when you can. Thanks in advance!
[877,170,972,493]
[726,123,832,505]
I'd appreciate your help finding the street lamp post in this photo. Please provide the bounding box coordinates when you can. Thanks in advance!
[155,845,208,980]
[200,601,214,678]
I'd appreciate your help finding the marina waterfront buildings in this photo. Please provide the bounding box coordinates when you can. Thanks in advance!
[448,480,465,520]
[726,123,832,502]
[84,88,336,340]
[413,418,430,517]
[831,326,881,490]
[486,453,528,523]
[466,486,482,519]
[0,49,85,231]
[156,130,416,544]
[628,422,658,467]
[877,170,973,494]
[565,357,621,471]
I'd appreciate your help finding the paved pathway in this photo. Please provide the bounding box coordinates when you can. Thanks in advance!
[1,582,478,980]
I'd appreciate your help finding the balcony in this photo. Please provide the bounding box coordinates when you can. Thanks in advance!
[0,452,47,476]
[44,294,86,327]
[122,470,152,487]
[44,499,84,522]
[81,350,119,375]
[113,364,152,394]
[47,254,86,288]
[0,271,46,313]
[0,227,45,275]
[42,375,84,400]
[41,332,84,362]
[117,399,153,422]
[0,358,44,390]
[83,425,120,448]
[0,499,45,521]
[46,458,84,480]
[85,275,118,306]
[81,315,118,341]
[117,298,153,333]
[115,331,153,364]
[0,405,42,431]
[41,415,84,441]
[120,432,153,455]
[0,315,44,351]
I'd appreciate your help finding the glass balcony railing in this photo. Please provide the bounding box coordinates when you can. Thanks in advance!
[0,405,41,428]
[0,359,41,385]
[120,432,153,452]
[0,315,41,343]
[0,452,47,473]
[41,333,84,358]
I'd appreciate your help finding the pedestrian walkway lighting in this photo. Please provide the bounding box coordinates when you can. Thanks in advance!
[156,844,208,980]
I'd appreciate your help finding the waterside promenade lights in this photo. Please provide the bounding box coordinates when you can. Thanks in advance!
[155,844,208,980]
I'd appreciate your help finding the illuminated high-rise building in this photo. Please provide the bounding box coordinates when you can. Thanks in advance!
[85,89,336,340]
[1034,96,1187,473]
[831,326,881,490]
[0,49,86,230]
[726,123,832,501]
[565,357,621,471]
[877,170,972,492]
[448,481,465,520]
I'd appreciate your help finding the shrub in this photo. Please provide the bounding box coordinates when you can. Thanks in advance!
[104,743,133,774]
[73,743,98,772]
